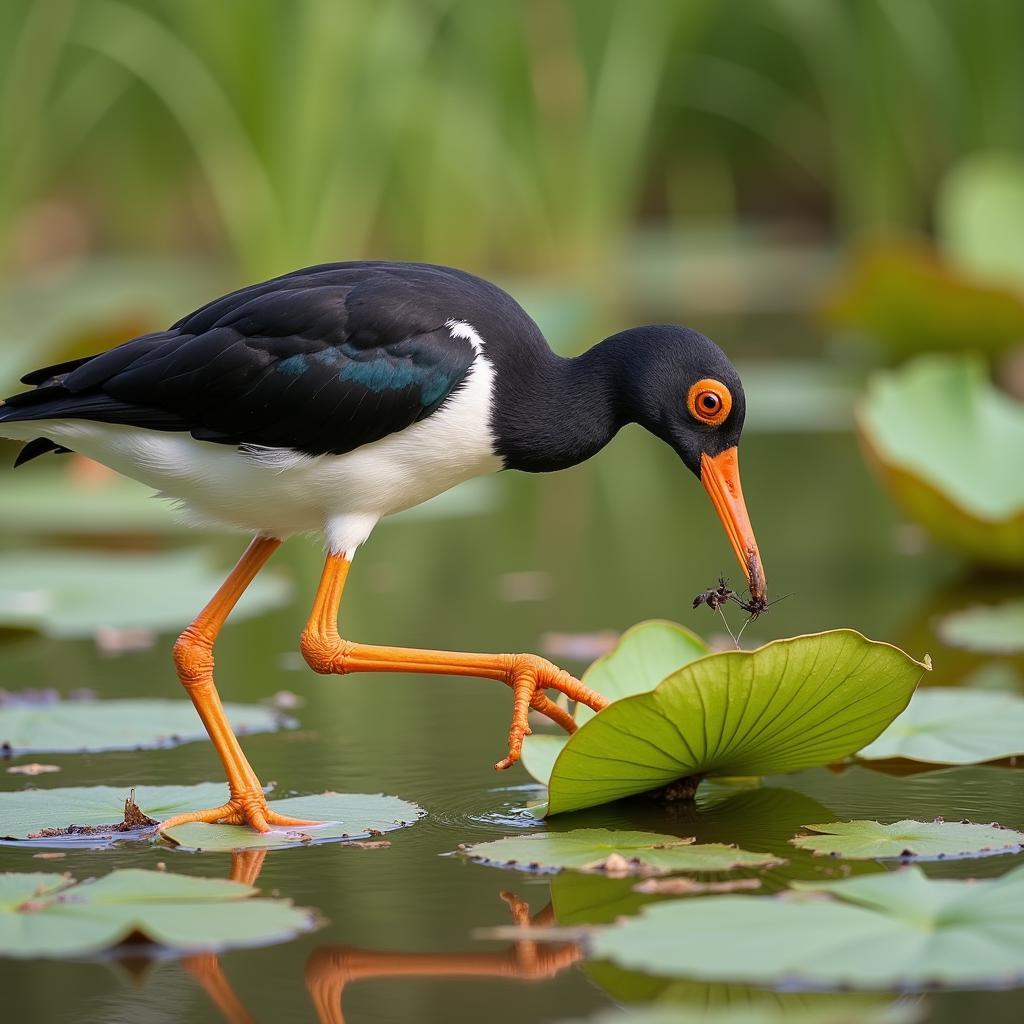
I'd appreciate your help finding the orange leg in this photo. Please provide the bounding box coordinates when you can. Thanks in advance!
[299,553,608,770]
[159,537,318,834]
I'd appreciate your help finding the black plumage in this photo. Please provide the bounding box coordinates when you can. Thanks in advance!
[1,262,524,457]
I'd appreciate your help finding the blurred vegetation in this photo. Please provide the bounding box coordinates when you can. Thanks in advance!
[1,0,1023,570]
[3,0,1024,283]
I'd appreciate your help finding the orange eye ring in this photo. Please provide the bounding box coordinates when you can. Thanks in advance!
[687,378,732,426]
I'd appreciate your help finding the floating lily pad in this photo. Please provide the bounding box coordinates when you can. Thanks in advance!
[859,688,1024,765]
[522,621,708,784]
[461,828,782,877]
[0,783,424,851]
[937,601,1024,654]
[591,864,1024,988]
[163,792,424,852]
[0,698,287,754]
[792,819,1024,861]
[525,627,926,816]
[0,868,313,958]
[0,549,290,638]
[858,356,1024,567]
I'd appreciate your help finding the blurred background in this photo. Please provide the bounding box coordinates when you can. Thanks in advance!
[2,3,1024,1021]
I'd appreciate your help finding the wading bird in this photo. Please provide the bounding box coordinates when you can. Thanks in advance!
[0,262,766,833]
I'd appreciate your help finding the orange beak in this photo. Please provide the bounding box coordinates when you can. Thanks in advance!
[700,447,767,604]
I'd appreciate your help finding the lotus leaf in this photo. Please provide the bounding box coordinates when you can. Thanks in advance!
[937,601,1024,654]
[0,697,286,754]
[859,688,1024,764]
[0,783,424,851]
[0,868,313,958]
[857,356,1024,567]
[461,828,782,876]
[792,819,1024,860]
[0,549,290,637]
[591,864,1024,988]
[524,626,926,816]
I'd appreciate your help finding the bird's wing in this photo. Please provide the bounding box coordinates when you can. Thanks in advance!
[3,274,479,456]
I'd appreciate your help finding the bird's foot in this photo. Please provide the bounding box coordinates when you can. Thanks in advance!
[159,788,321,835]
[495,654,609,771]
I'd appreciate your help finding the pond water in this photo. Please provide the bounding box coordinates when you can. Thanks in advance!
[1,419,1022,1023]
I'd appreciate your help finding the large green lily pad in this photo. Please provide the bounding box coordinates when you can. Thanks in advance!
[523,626,926,816]
[857,355,1024,567]
[0,783,424,851]
[0,549,290,638]
[937,601,1024,654]
[590,864,1024,988]
[792,819,1024,861]
[0,698,287,754]
[461,828,782,877]
[858,688,1024,764]
[0,868,313,958]
[521,621,708,784]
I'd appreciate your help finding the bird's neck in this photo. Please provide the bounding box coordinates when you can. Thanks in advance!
[492,335,632,473]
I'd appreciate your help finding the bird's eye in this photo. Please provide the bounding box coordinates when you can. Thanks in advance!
[687,379,732,426]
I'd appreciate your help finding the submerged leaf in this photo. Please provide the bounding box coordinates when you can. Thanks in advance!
[0,784,423,851]
[0,549,290,638]
[859,688,1024,764]
[535,629,925,816]
[937,601,1024,654]
[0,697,287,754]
[0,868,313,958]
[792,819,1024,860]
[461,828,781,877]
[858,356,1024,567]
[591,864,1024,988]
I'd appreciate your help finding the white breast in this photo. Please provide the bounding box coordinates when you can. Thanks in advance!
[1,353,502,554]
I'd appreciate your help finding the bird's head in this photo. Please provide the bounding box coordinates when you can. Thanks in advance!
[612,325,766,605]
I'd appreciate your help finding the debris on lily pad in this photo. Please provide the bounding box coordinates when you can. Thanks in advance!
[632,877,764,896]
[0,549,291,640]
[857,355,1024,567]
[460,828,783,877]
[858,688,1024,765]
[0,783,424,851]
[522,624,927,816]
[589,864,1024,988]
[791,819,1024,861]
[937,601,1024,654]
[0,696,290,755]
[0,868,314,958]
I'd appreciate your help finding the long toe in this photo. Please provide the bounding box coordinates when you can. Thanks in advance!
[158,792,303,835]
[263,810,322,827]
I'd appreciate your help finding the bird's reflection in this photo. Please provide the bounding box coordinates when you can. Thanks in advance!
[182,850,580,1024]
